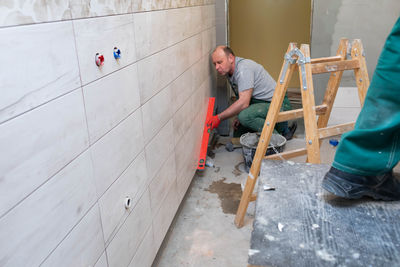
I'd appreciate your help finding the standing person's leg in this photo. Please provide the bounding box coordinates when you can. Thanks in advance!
[322,18,400,200]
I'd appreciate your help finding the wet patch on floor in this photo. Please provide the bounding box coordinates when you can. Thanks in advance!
[232,162,244,177]
[205,178,242,214]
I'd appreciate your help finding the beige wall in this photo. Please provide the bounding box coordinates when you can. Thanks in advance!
[229,0,311,86]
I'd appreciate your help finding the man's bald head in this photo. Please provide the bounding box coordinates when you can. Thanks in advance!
[212,46,236,76]
[213,46,235,57]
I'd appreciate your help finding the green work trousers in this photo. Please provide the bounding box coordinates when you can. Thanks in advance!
[332,17,400,176]
[233,95,292,138]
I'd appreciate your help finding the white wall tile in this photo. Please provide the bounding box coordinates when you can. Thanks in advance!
[171,67,194,114]
[106,190,152,267]
[201,4,216,31]
[83,63,141,143]
[145,120,175,180]
[0,1,71,27]
[202,26,216,56]
[141,85,173,145]
[137,35,200,104]
[134,6,202,60]
[128,226,156,267]
[70,0,132,19]
[73,14,136,85]
[41,204,105,267]
[0,151,97,267]
[153,181,179,250]
[0,21,81,124]
[94,252,108,267]
[173,99,193,147]
[137,45,178,104]
[90,108,144,197]
[149,153,177,214]
[0,90,89,218]
[99,152,149,243]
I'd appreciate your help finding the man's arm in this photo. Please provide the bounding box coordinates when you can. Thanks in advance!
[218,88,253,120]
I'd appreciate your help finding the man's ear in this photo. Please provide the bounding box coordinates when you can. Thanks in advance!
[228,53,235,62]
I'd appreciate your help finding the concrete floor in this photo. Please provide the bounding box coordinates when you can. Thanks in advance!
[153,132,342,267]
[153,132,400,267]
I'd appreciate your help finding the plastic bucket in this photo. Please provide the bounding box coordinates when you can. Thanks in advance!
[240,133,286,173]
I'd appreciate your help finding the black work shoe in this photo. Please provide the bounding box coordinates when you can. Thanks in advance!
[284,121,297,141]
[322,167,400,201]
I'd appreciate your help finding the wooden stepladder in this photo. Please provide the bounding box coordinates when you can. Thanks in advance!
[235,39,370,228]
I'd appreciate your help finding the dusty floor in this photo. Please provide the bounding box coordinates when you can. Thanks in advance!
[153,133,400,267]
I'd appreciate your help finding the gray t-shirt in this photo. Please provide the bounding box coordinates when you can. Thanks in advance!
[228,57,276,102]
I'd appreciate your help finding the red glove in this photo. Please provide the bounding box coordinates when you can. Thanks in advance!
[208,115,221,130]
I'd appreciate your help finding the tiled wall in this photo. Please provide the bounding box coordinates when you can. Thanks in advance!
[0,1,216,266]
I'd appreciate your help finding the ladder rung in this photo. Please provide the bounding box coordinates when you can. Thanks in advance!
[318,122,355,139]
[250,194,257,202]
[312,59,360,74]
[265,148,308,160]
[264,122,355,160]
[277,104,328,122]
[311,55,342,64]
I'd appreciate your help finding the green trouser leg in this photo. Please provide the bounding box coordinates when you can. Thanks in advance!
[332,17,400,176]
[233,95,292,138]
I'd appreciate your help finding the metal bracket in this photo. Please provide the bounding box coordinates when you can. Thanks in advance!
[279,49,298,84]
[279,53,297,84]
[295,51,310,91]
[279,47,311,90]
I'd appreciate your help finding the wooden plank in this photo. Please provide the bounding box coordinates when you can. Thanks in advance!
[235,43,298,229]
[299,44,320,164]
[311,59,360,74]
[310,55,342,64]
[318,122,355,139]
[277,104,327,122]
[264,148,307,160]
[352,39,370,106]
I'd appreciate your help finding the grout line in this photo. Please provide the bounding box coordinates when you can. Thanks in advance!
[71,18,93,145]
[0,23,215,127]
[0,3,216,29]
[126,224,153,267]
[38,201,98,266]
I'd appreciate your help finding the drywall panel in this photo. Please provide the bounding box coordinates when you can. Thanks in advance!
[311,0,400,103]
[0,90,89,218]
[0,21,81,124]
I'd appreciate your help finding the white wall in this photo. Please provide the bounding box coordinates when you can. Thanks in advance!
[0,1,216,266]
